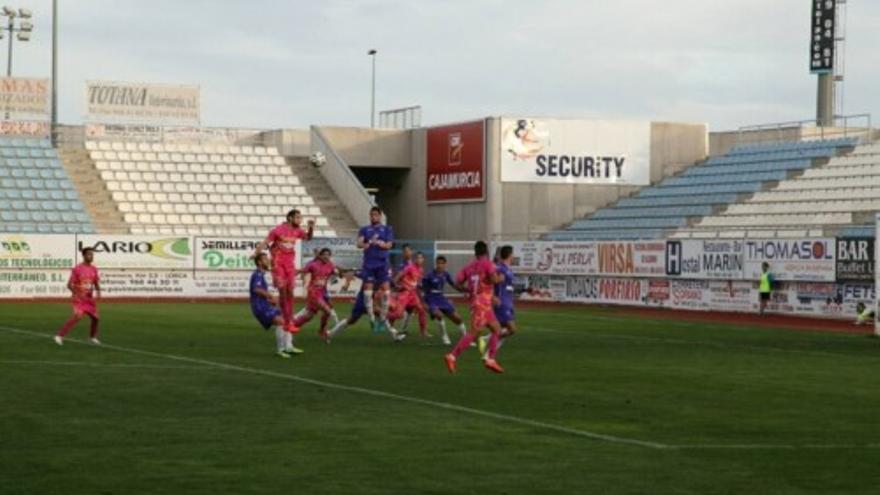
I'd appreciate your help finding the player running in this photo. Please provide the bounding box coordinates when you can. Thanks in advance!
[54,247,102,346]
[480,245,517,357]
[250,253,303,358]
[256,209,314,333]
[326,281,406,343]
[422,255,468,345]
[394,251,430,338]
[356,206,394,331]
[293,248,340,338]
[444,241,505,374]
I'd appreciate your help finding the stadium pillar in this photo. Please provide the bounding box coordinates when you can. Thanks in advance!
[51,0,58,145]
[816,73,834,128]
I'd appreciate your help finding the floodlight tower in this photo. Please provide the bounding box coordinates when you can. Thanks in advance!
[368,48,377,128]
[810,0,847,127]
[0,6,34,77]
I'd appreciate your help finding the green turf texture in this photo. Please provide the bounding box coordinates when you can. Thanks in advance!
[2,302,879,494]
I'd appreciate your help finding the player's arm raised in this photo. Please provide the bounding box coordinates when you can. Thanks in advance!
[305,219,315,240]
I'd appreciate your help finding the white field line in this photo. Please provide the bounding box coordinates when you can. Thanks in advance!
[0,359,211,370]
[0,325,667,450]
[3,325,878,451]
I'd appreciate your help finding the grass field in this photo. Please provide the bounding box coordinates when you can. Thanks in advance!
[2,301,880,494]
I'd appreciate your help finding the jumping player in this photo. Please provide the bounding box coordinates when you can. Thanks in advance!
[422,255,468,345]
[54,247,102,346]
[293,248,340,338]
[444,241,505,374]
[250,253,303,358]
[394,251,429,338]
[256,209,314,333]
[326,282,406,343]
[481,245,517,357]
[356,206,394,331]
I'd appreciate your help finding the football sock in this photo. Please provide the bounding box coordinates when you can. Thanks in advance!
[437,319,448,338]
[417,309,427,332]
[274,325,286,351]
[329,320,348,338]
[380,292,389,320]
[451,332,477,358]
[487,331,501,359]
[364,290,374,319]
[457,323,467,335]
[401,312,412,331]
[58,316,79,337]
[329,309,339,326]
[319,312,330,333]
[89,317,99,338]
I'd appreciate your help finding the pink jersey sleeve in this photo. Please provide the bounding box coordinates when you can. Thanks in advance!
[68,266,80,286]
[266,226,279,244]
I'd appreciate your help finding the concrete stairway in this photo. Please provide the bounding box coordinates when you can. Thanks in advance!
[287,157,358,236]
[57,148,128,234]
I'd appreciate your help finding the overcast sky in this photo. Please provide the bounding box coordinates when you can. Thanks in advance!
[9,0,880,131]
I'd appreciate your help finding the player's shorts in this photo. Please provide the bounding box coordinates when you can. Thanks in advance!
[271,258,296,289]
[359,264,392,285]
[759,291,771,302]
[72,298,99,318]
[253,307,281,330]
[494,306,515,325]
[306,288,333,313]
[470,306,498,330]
[397,291,422,311]
[426,297,455,316]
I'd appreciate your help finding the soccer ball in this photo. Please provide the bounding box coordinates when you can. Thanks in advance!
[309,151,327,168]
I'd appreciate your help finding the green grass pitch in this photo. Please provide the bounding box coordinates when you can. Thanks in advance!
[1,302,879,494]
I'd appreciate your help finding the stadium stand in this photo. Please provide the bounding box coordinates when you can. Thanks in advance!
[0,136,95,234]
[679,138,880,238]
[78,141,354,237]
[543,137,858,241]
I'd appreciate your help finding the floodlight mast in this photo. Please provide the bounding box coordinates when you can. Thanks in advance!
[1,4,34,77]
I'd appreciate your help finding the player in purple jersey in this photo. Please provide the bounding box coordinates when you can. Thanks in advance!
[481,245,518,358]
[250,253,302,358]
[421,255,468,345]
[356,206,395,330]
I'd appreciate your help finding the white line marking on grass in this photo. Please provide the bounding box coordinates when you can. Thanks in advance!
[0,359,212,370]
[5,325,878,451]
[0,325,668,450]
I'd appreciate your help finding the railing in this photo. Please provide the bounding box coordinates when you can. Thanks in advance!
[310,126,375,226]
[735,113,872,147]
[378,105,422,129]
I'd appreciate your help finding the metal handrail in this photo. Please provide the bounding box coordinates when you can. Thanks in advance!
[735,113,872,147]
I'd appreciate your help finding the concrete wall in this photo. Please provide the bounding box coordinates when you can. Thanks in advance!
[491,119,707,239]
[261,129,310,156]
[385,125,489,240]
[320,126,412,168]
[382,119,708,241]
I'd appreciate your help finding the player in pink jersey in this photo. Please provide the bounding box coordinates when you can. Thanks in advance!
[444,241,505,374]
[256,209,314,333]
[55,247,102,346]
[293,247,340,338]
[393,251,429,338]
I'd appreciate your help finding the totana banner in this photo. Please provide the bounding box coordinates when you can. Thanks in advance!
[499,118,651,185]
[85,80,200,125]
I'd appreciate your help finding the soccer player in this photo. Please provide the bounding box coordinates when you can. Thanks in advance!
[356,206,394,330]
[758,262,774,315]
[250,253,303,358]
[394,251,429,338]
[444,241,505,374]
[326,280,406,343]
[256,209,314,332]
[481,245,517,357]
[54,247,102,346]
[422,255,467,345]
[293,247,340,338]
